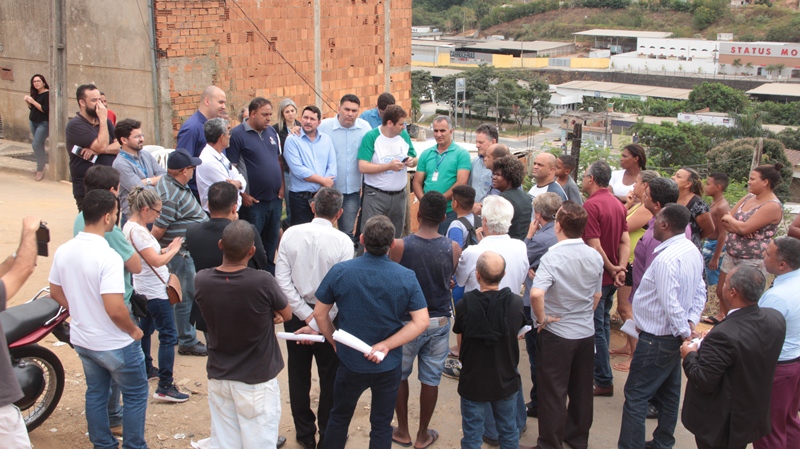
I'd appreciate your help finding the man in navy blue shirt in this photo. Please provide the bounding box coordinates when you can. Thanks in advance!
[227,97,283,275]
[176,85,227,198]
[314,216,430,449]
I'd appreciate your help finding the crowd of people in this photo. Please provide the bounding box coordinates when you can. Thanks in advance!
[2,82,799,449]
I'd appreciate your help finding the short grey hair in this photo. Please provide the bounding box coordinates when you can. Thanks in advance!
[204,117,229,145]
[727,265,766,303]
[482,195,514,235]
[533,192,562,222]
[433,115,453,129]
[587,160,612,187]
[773,236,800,270]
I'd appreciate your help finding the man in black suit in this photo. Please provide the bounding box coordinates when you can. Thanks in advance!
[680,265,786,449]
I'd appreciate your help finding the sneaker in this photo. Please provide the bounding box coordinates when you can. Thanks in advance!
[442,358,461,379]
[110,425,123,437]
[153,384,190,403]
[178,342,207,356]
[146,366,159,381]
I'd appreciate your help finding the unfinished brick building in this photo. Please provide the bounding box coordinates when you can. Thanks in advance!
[154,0,413,141]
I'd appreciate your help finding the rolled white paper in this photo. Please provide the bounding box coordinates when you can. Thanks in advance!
[517,325,532,338]
[620,319,640,339]
[277,332,325,343]
[332,329,385,361]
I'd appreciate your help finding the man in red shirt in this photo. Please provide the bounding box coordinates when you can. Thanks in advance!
[581,160,630,397]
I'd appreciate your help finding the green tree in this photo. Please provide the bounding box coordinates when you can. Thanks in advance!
[411,70,433,101]
[687,82,749,113]
[706,138,794,201]
[433,74,459,115]
[775,127,800,150]
[631,121,712,169]
[522,78,553,127]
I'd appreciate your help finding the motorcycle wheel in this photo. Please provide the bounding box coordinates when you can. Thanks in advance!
[10,344,65,432]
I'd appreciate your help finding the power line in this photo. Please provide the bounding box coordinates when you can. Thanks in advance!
[223,0,339,113]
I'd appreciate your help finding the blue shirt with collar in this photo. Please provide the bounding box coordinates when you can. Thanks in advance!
[227,120,283,202]
[317,116,370,194]
[469,155,493,202]
[176,110,209,194]
[759,268,800,361]
[316,252,427,374]
[359,107,382,129]
[283,128,337,193]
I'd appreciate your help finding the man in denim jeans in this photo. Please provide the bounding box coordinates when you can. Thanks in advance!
[389,191,461,448]
[618,204,706,449]
[50,189,149,449]
[454,251,527,449]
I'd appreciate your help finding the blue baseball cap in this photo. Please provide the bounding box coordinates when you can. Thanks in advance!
[167,148,203,170]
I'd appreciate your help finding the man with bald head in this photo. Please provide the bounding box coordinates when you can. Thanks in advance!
[177,85,228,198]
[529,153,567,201]
[455,250,526,449]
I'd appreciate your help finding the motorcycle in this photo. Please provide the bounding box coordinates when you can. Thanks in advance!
[1,287,71,432]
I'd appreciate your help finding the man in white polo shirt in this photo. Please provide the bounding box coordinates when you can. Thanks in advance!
[357,104,417,238]
[49,189,148,449]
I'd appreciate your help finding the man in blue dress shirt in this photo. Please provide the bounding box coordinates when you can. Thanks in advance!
[318,94,371,241]
[176,86,227,198]
[283,105,337,226]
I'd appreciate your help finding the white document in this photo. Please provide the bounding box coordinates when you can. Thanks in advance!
[277,332,325,343]
[620,319,640,339]
[517,325,532,338]
[332,329,385,361]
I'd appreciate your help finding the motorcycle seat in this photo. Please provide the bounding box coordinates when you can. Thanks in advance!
[1,298,62,345]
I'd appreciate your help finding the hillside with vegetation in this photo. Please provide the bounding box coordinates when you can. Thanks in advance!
[413,0,800,43]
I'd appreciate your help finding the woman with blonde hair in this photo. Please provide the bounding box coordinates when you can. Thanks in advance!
[273,99,301,228]
[123,186,188,403]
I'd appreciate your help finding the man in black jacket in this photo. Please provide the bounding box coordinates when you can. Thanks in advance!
[680,265,786,449]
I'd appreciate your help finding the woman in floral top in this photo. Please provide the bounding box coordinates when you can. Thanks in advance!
[708,164,783,324]
[672,167,714,249]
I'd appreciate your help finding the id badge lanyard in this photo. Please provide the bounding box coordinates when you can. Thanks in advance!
[431,149,448,182]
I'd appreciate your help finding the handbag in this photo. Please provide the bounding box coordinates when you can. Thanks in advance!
[131,239,183,305]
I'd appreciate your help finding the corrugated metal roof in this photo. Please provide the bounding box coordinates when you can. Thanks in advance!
[458,40,574,52]
[555,80,691,100]
[746,83,800,98]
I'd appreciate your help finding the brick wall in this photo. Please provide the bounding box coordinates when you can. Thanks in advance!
[154,0,412,142]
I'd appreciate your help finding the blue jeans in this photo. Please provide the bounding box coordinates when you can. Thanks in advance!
[338,192,360,241]
[168,252,200,348]
[593,285,617,388]
[400,318,450,386]
[108,306,137,428]
[618,332,683,449]
[482,383,526,441]
[239,198,282,275]
[323,364,401,449]
[283,172,292,224]
[139,298,178,388]
[702,239,723,286]
[523,306,538,406]
[462,392,519,449]
[437,210,457,236]
[74,341,149,449]
[30,120,48,171]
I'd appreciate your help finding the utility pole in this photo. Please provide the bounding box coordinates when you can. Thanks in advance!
[48,0,68,182]
[751,138,763,171]
[571,123,582,181]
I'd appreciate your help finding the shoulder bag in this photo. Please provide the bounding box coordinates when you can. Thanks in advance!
[131,239,183,305]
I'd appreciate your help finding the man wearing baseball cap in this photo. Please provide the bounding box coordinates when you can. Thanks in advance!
[152,148,210,356]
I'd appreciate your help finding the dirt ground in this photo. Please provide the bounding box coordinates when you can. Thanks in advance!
[0,170,708,449]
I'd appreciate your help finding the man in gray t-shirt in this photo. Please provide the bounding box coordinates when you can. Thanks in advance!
[0,217,43,447]
[530,201,602,449]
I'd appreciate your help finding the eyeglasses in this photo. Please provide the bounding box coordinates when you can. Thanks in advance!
[150,207,162,215]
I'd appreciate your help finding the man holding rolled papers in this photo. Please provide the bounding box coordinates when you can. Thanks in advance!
[314,215,429,449]
[275,187,354,449]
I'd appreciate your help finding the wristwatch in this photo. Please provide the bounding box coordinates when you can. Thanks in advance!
[146,178,152,186]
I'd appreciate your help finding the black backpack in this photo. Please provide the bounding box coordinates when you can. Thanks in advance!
[457,216,479,249]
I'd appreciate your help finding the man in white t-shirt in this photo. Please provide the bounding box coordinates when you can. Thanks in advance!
[49,189,149,449]
[528,153,567,201]
[357,104,417,238]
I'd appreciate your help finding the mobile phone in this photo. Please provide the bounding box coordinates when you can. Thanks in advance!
[36,222,50,257]
[401,156,410,163]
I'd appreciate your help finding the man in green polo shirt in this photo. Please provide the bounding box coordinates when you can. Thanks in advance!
[412,116,471,234]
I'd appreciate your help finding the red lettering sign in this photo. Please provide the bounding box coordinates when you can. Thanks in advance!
[782,49,789,56]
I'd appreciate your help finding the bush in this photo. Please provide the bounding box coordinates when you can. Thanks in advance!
[705,138,793,202]
[688,82,749,114]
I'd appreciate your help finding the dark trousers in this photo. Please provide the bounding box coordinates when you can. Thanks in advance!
[75,194,84,211]
[695,437,745,449]
[289,191,315,226]
[593,284,617,388]
[536,330,594,449]
[284,315,339,443]
[523,306,538,407]
[239,198,282,275]
[322,363,401,449]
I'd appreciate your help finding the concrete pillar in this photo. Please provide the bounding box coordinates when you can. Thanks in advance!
[314,0,322,110]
